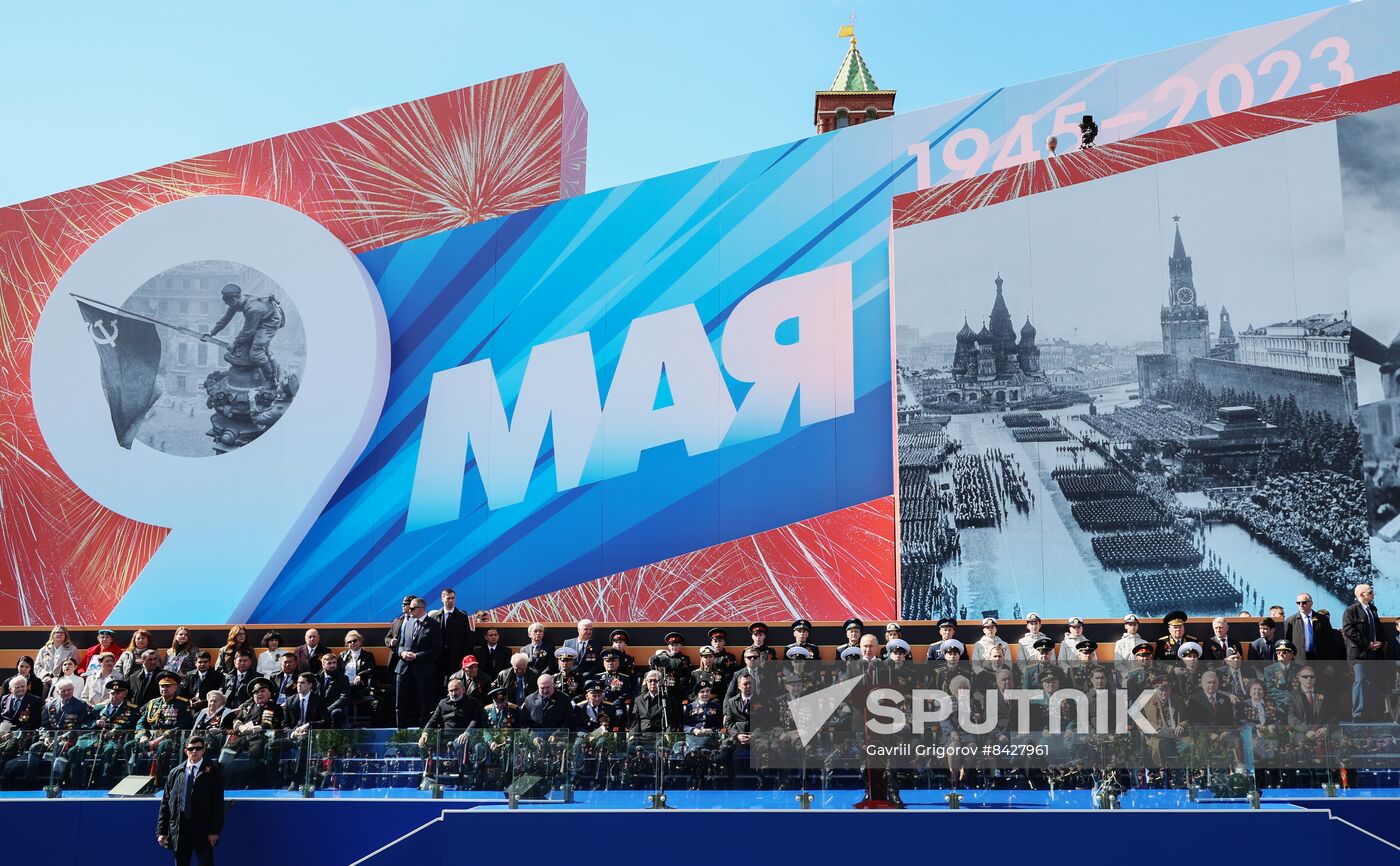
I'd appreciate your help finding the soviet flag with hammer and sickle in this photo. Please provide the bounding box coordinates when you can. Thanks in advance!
[75,298,162,448]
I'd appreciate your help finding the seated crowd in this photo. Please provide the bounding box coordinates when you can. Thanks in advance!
[2,584,1396,793]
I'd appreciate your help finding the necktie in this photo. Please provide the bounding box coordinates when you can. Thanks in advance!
[302,695,308,722]
[1303,617,1314,653]
[183,766,196,816]
[1367,606,1377,643]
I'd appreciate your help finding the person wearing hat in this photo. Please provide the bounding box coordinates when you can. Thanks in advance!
[575,679,624,728]
[597,649,636,705]
[1057,617,1088,665]
[746,622,779,662]
[475,686,520,783]
[831,618,862,659]
[563,619,604,676]
[787,619,823,660]
[929,618,959,658]
[231,674,285,772]
[1113,614,1148,664]
[78,678,140,783]
[447,655,486,703]
[930,639,966,693]
[1155,611,1198,661]
[551,646,585,701]
[651,632,694,700]
[136,670,194,777]
[484,686,520,724]
[1173,640,1206,696]
[1140,671,1185,768]
[605,629,637,676]
[971,618,1010,663]
[884,638,915,687]
[1016,613,1047,659]
[691,646,730,699]
[1262,640,1300,709]
[1019,637,1056,690]
[706,628,738,676]
[1067,639,1101,691]
[1025,667,1064,733]
[80,628,124,676]
[879,622,902,659]
[1123,641,1159,701]
[682,681,723,742]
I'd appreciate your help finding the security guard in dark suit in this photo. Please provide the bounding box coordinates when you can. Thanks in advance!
[787,619,823,660]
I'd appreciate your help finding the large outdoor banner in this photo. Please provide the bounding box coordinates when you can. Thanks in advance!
[6,2,1400,625]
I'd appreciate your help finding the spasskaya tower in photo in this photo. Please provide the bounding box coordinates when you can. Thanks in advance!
[814,23,896,134]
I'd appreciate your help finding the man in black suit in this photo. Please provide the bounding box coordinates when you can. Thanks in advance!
[519,674,574,730]
[180,652,225,715]
[2,674,44,730]
[1186,670,1235,726]
[520,623,557,677]
[395,597,442,728]
[418,677,484,750]
[130,650,166,706]
[1202,617,1236,661]
[493,653,538,706]
[1285,666,1332,727]
[384,594,415,670]
[292,628,332,674]
[157,735,224,866]
[1342,583,1386,722]
[1284,594,1335,660]
[223,651,256,707]
[563,618,604,675]
[285,673,328,731]
[1249,618,1277,660]
[430,588,475,682]
[474,626,512,681]
[315,652,353,729]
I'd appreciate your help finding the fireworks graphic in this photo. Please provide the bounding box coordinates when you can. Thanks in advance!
[0,65,585,625]
[483,498,897,623]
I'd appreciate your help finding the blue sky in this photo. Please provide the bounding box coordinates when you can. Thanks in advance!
[0,0,1344,205]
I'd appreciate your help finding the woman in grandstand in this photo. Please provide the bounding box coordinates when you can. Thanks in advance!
[215,625,252,673]
[256,631,289,676]
[46,656,85,704]
[34,624,78,687]
[12,655,43,698]
[116,628,159,678]
[165,626,199,674]
[1056,618,1087,667]
[82,651,118,705]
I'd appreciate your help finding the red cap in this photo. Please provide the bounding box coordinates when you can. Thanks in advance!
[461,655,478,668]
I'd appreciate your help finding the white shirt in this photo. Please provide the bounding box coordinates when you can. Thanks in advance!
[257,648,289,676]
[83,669,115,705]
[970,636,1009,662]
[342,650,360,679]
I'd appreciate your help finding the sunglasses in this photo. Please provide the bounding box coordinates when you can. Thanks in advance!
[1298,674,1316,679]
[346,638,361,643]
[185,745,205,752]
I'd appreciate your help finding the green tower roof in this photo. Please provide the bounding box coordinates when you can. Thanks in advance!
[829,37,881,92]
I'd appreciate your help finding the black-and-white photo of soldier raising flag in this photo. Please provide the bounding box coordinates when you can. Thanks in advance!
[74,260,307,457]
[75,298,163,449]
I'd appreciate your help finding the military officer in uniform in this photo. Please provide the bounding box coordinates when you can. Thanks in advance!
[1123,642,1159,701]
[784,618,821,660]
[690,646,731,698]
[706,628,738,677]
[79,679,140,784]
[607,630,638,676]
[597,649,635,706]
[552,647,585,701]
[680,682,724,786]
[1155,611,1198,661]
[930,639,966,693]
[650,632,693,700]
[203,282,286,382]
[136,671,193,778]
[573,681,625,789]
[228,677,285,780]
[32,678,93,787]
[928,618,959,657]
[1067,639,1100,692]
[476,686,520,785]
[1262,640,1301,709]
[575,681,626,732]
[1020,637,1057,690]
[747,622,779,661]
[831,618,862,659]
